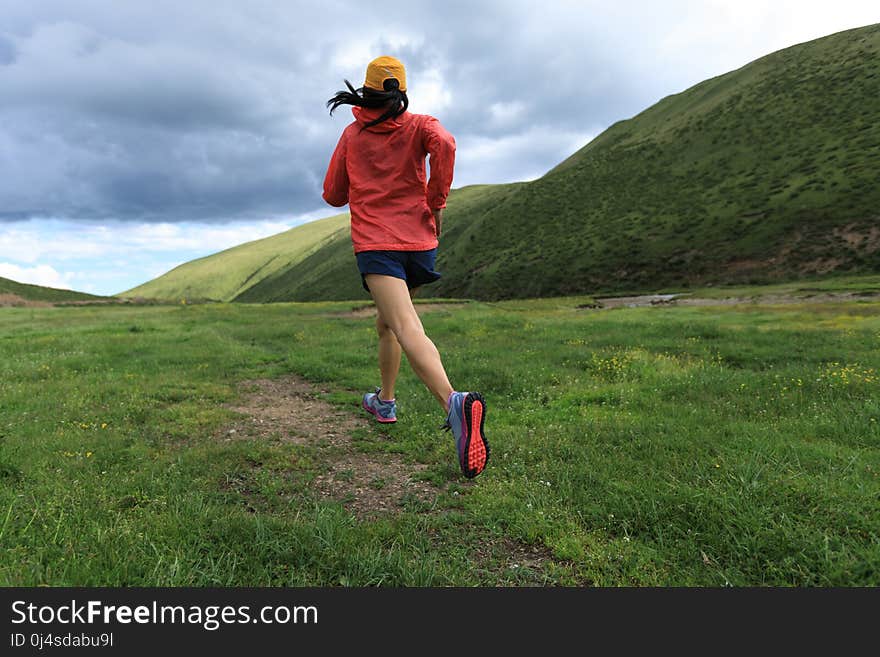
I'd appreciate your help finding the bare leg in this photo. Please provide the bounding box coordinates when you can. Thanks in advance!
[376,312,401,400]
[375,286,421,401]
[366,275,454,411]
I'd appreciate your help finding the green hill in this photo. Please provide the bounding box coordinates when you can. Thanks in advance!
[425,22,880,299]
[135,23,880,303]
[0,276,107,305]
[121,213,349,301]
[234,183,523,302]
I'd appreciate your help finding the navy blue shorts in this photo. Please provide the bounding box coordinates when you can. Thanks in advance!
[356,249,442,292]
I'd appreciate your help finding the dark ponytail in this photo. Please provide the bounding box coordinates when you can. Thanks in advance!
[326,78,409,129]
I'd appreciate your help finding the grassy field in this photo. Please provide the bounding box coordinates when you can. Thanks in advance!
[1,284,878,586]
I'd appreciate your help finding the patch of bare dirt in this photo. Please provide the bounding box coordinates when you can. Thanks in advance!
[55,298,123,306]
[221,375,436,519]
[724,258,770,274]
[834,222,880,253]
[581,291,880,310]
[332,302,469,319]
[674,291,880,306]
[0,294,51,307]
[224,377,357,445]
[797,257,847,276]
[592,294,679,309]
[0,294,169,308]
[479,537,559,585]
[219,375,561,579]
[721,222,879,279]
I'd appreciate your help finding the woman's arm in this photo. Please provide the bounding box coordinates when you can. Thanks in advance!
[322,133,350,207]
[423,117,456,212]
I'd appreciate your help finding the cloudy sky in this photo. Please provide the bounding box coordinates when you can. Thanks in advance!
[1,1,877,295]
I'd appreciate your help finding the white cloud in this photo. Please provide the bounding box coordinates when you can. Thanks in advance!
[0,262,73,289]
[0,217,302,264]
[123,220,298,252]
[456,126,597,185]
[407,67,453,116]
[0,215,323,295]
[654,0,880,91]
[488,102,527,130]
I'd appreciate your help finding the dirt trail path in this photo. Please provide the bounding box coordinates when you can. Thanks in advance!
[223,375,437,518]
[220,375,559,582]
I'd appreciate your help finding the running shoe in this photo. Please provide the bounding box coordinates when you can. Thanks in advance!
[362,388,397,423]
[443,391,489,478]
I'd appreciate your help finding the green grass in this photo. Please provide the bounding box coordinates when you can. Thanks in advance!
[129,23,880,304]
[0,276,107,303]
[1,286,878,585]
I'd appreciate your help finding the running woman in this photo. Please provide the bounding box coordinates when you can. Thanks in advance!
[322,56,489,479]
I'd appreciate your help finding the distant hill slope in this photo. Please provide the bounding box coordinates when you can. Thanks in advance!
[234,183,523,302]
[121,213,349,301]
[242,23,880,302]
[427,22,880,299]
[0,276,107,304]
[131,23,880,303]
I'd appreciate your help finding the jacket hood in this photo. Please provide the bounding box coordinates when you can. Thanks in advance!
[352,106,410,133]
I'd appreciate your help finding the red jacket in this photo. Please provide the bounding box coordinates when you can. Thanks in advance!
[322,106,456,253]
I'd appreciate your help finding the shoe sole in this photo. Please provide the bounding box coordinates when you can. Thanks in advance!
[362,398,396,423]
[461,392,489,478]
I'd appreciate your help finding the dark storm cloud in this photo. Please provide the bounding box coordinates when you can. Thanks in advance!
[0,1,676,223]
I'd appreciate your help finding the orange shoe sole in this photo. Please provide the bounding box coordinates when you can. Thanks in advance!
[461,393,489,478]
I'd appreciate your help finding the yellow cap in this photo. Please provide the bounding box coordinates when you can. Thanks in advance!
[364,55,407,92]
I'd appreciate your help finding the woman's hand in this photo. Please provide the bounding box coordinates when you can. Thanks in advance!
[432,208,443,238]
